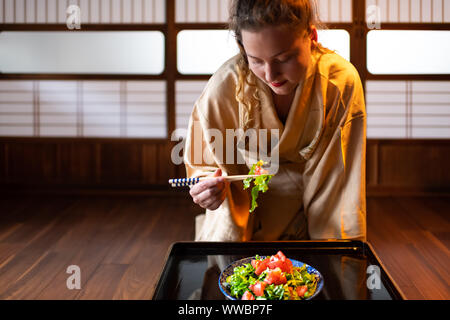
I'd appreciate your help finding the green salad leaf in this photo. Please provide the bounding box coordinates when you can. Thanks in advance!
[243,160,274,212]
[225,263,257,298]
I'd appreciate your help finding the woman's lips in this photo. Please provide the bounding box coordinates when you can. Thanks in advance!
[270,80,287,87]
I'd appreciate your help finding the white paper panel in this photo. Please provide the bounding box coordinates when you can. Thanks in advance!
[175,80,208,133]
[0,104,33,113]
[432,0,444,22]
[0,81,34,90]
[0,114,33,124]
[40,114,77,124]
[422,0,433,22]
[372,0,449,23]
[317,0,352,23]
[100,0,110,23]
[0,0,3,23]
[366,80,450,139]
[399,0,409,22]
[5,0,14,23]
[111,0,121,23]
[0,126,34,136]
[123,0,133,23]
[0,80,167,138]
[0,0,165,24]
[15,0,25,23]
[143,0,154,23]
[367,127,407,138]
[40,126,77,136]
[83,126,120,137]
[367,30,450,74]
[40,103,77,113]
[177,30,239,74]
[133,0,143,23]
[46,0,57,23]
[0,92,34,102]
[176,0,230,22]
[445,0,450,22]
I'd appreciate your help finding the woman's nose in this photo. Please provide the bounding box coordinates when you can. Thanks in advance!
[264,63,279,83]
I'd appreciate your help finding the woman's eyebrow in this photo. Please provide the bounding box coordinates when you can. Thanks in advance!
[247,49,291,60]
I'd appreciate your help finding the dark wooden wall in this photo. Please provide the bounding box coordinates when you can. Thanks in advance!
[1,138,449,195]
[366,139,450,195]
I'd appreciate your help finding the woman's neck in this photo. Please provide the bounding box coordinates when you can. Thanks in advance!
[271,90,296,124]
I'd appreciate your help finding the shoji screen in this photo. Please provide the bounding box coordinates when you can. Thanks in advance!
[365,0,450,139]
[0,0,167,138]
[0,81,167,138]
[0,0,166,24]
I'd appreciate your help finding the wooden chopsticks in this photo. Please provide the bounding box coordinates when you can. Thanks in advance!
[168,175,260,187]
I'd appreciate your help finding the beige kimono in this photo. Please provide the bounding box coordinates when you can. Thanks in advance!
[184,49,366,242]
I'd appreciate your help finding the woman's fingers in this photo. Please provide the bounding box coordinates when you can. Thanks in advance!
[199,187,227,210]
[189,177,228,210]
[189,177,225,197]
[193,184,222,206]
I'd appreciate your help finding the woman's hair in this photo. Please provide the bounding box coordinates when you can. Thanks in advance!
[228,0,330,128]
[229,0,329,62]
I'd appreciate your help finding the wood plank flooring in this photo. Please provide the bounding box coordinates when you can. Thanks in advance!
[0,194,448,300]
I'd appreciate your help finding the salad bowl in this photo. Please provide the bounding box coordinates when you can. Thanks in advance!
[219,256,324,300]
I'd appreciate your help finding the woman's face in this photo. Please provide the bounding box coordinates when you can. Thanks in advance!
[241,25,314,96]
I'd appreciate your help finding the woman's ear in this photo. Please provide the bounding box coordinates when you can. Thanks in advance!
[310,25,318,48]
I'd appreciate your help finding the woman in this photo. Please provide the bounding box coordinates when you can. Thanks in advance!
[184,0,366,241]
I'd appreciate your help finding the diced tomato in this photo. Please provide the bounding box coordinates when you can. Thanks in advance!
[264,268,287,285]
[268,259,285,270]
[279,272,287,284]
[253,257,269,276]
[263,269,278,285]
[296,285,308,298]
[276,251,286,261]
[249,281,266,297]
[254,166,262,175]
[241,290,255,300]
[267,255,293,273]
[284,258,294,274]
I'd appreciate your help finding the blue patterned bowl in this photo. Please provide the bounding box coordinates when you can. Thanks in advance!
[218,256,324,300]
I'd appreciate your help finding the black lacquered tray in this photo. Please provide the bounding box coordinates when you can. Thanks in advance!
[152,241,405,300]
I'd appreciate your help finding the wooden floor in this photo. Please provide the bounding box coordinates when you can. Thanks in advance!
[0,194,448,300]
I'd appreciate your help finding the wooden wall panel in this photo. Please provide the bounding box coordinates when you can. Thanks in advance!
[0,143,7,181]
[59,142,97,183]
[367,139,450,194]
[142,143,158,184]
[366,142,378,186]
[377,142,450,190]
[100,143,143,184]
[7,142,58,183]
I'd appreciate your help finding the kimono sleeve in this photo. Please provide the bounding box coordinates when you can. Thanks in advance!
[183,104,219,179]
[182,82,252,241]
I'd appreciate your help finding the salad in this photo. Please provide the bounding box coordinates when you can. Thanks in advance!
[224,251,319,300]
[243,160,274,212]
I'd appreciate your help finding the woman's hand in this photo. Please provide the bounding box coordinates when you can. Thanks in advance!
[189,169,228,210]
